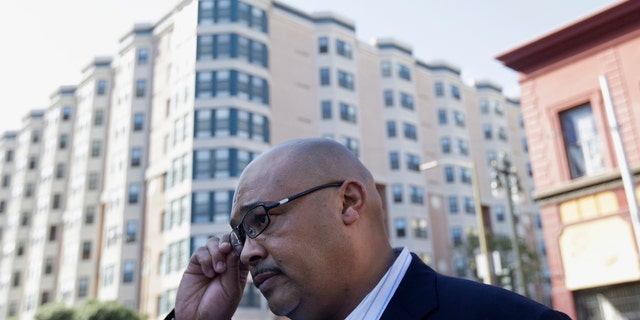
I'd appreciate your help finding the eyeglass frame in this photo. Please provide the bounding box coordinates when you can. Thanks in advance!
[230,181,345,255]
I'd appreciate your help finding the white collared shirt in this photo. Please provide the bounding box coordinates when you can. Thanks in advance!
[345,247,412,320]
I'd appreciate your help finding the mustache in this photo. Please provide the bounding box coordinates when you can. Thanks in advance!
[252,265,284,278]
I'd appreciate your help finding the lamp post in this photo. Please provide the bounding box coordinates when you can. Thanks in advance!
[490,152,526,296]
[420,159,494,285]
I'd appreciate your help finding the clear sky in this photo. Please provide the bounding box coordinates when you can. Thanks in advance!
[0,0,617,134]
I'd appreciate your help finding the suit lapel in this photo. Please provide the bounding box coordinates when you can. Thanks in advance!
[379,253,439,320]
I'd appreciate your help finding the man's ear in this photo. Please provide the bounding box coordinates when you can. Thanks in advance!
[341,180,367,225]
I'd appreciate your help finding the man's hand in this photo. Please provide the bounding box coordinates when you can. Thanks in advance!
[174,234,249,320]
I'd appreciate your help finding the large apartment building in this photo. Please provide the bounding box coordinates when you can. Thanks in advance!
[0,0,546,319]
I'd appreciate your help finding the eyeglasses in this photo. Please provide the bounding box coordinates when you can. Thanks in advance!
[230,181,344,256]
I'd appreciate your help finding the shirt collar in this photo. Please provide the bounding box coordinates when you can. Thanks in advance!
[345,247,412,320]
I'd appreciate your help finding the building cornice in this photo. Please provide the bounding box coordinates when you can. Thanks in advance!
[533,166,640,206]
[496,1,640,74]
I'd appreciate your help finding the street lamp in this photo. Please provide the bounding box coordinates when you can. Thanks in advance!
[420,159,494,285]
[490,152,526,297]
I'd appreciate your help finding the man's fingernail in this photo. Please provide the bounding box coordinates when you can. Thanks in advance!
[216,261,225,272]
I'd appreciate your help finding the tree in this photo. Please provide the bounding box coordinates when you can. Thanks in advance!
[35,300,144,320]
[456,232,542,292]
[35,303,75,320]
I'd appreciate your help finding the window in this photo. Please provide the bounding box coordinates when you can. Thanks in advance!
[318,37,329,53]
[52,194,61,209]
[522,138,529,153]
[444,166,454,183]
[319,68,330,86]
[78,278,88,298]
[494,101,504,116]
[341,137,359,157]
[5,149,13,162]
[487,150,497,165]
[398,64,411,81]
[338,70,355,90]
[497,127,508,141]
[448,196,458,213]
[403,123,417,140]
[25,183,34,197]
[85,206,95,225]
[387,121,397,138]
[437,109,447,124]
[451,85,461,100]
[409,186,424,204]
[131,148,142,167]
[59,134,68,149]
[12,272,20,287]
[56,163,65,179]
[406,153,420,171]
[88,172,99,190]
[460,167,472,184]
[400,92,414,110]
[103,265,114,286]
[1,175,9,188]
[94,109,104,126]
[392,184,403,203]
[137,48,149,65]
[133,113,144,131]
[395,218,406,237]
[128,184,140,204]
[217,34,232,59]
[457,139,469,156]
[123,260,135,283]
[389,152,399,170]
[48,225,57,241]
[97,80,107,95]
[0,200,5,213]
[440,137,451,153]
[527,162,533,177]
[453,111,465,127]
[495,206,505,222]
[321,101,331,119]
[126,221,137,242]
[435,82,444,97]
[336,39,352,59]
[28,156,37,170]
[463,197,475,214]
[17,242,24,256]
[412,219,428,238]
[339,103,357,123]
[384,90,394,107]
[62,106,72,121]
[560,104,604,179]
[452,227,462,246]
[480,99,489,114]
[192,192,211,223]
[31,130,41,143]
[381,60,391,77]
[45,258,54,275]
[135,79,146,97]
[483,124,493,140]
[21,213,30,226]
[82,241,91,260]
[91,140,101,157]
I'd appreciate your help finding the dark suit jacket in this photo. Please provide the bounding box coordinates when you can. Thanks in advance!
[380,254,572,320]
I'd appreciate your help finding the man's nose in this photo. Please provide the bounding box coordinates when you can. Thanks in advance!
[240,236,267,266]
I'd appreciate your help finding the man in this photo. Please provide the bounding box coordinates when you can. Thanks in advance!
[169,138,571,319]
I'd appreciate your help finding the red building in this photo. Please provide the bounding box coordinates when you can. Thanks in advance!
[498,1,640,319]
